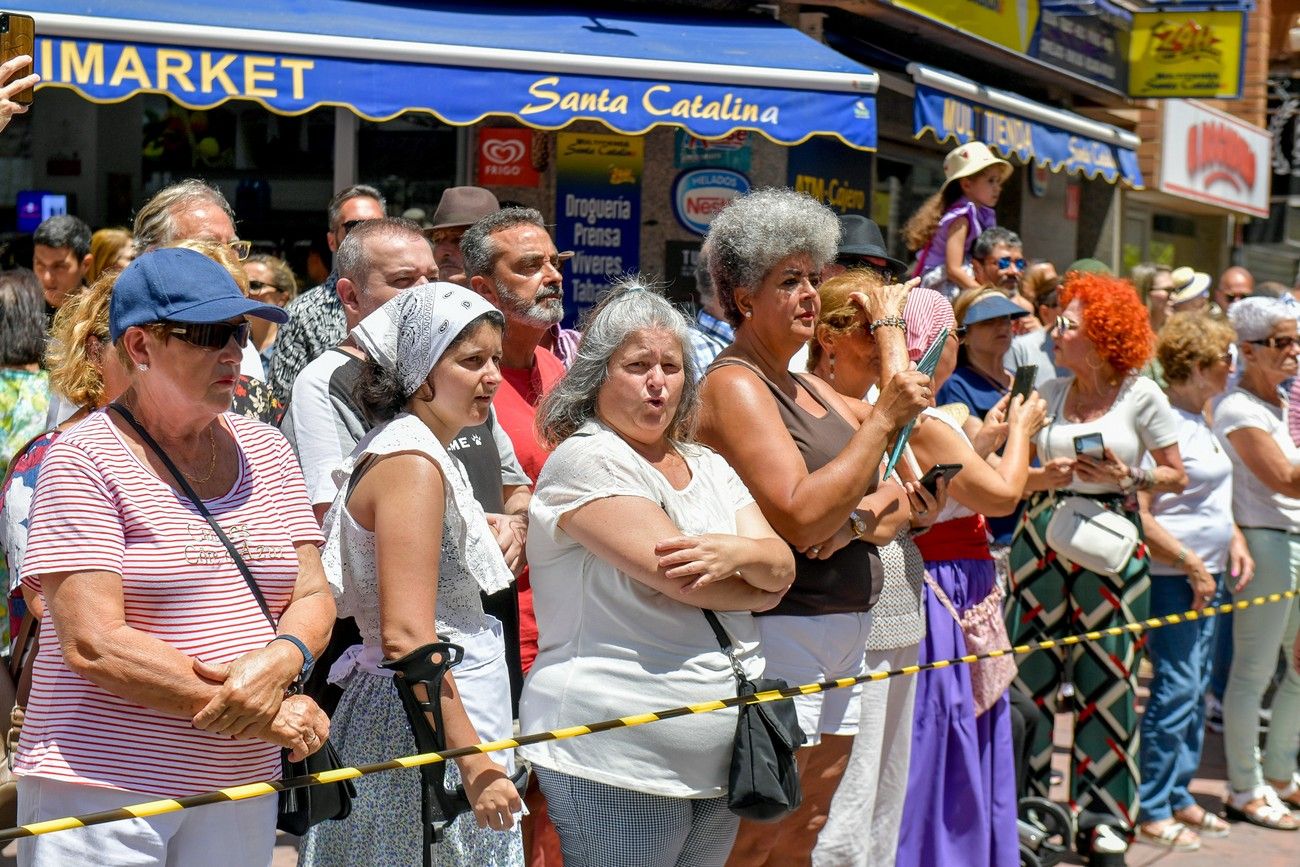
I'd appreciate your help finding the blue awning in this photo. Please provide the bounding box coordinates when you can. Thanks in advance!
[21,2,879,150]
[909,64,1143,188]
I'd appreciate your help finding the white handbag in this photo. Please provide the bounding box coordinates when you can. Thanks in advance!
[1044,495,1138,576]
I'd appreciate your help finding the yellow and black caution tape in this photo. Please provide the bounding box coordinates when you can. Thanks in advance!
[2,588,1295,842]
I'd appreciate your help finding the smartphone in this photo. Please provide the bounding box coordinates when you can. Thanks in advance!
[0,13,34,106]
[1073,433,1105,460]
[919,463,962,497]
[1010,365,1037,403]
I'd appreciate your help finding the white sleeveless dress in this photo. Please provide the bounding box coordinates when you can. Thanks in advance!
[299,413,522,867]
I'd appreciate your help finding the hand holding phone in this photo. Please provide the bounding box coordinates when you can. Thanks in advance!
[0,13,35,108]
[919,463,963,497]
[1010,365,1037,403]
[1073,433,1105,460]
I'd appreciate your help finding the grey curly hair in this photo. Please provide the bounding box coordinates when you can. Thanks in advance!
[536,276,699,448]
[704,188,840,326]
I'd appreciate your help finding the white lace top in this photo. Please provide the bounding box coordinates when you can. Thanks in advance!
[322,413,513,642]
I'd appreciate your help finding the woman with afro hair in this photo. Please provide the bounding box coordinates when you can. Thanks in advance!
[1006,272,1188,859]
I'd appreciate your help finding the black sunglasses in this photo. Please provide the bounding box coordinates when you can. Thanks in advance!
[1247,335,1299,351]
[340,218,373,235]
[164,320,251,350]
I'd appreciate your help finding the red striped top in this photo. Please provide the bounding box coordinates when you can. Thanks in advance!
[18,411,323,797]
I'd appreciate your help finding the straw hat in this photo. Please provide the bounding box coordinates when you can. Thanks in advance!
[1168,266,1211,305]
[941,141,1013,194]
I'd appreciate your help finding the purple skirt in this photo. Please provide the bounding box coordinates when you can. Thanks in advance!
[895,557,1018,867]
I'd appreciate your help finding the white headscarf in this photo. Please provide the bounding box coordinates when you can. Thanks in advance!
[351,282,499,397]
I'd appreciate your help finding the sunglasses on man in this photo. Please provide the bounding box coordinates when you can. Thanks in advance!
[1246,335,1299,351]
[995,256,1026,271]
[164,320,252,350]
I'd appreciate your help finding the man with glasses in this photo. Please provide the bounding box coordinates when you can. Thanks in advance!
[131,179,264,381]
[1215,265,1255,315]
[970,226,1026,293]
[268,184,387,403]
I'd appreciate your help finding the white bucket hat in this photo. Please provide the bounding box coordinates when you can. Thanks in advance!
[1168,266,1211,305]
[941,141,1013,194]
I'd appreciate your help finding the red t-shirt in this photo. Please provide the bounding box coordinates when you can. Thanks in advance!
[496,347,567,672]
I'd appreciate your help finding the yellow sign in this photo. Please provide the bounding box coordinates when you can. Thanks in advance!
[892,0,1040,54]
[1129,11,1244,99]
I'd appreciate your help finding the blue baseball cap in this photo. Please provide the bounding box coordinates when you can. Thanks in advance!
[110,247,289,340]
[961,292,1030,327]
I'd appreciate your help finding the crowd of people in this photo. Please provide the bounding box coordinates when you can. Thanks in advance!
[0,132,1297,867]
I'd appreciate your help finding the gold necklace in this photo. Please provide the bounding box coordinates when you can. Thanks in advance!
[179,426,217,484]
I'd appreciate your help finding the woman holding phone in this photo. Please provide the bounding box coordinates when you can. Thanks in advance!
[1007,271,1186,856]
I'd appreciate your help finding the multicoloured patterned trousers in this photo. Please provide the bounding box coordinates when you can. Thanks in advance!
[1006,492,1150,829]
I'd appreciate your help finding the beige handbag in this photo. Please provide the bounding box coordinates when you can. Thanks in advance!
[1044,495,1138,576]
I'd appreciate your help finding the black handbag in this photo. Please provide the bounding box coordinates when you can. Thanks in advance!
[702,609,806,821]
[110,404,354,833]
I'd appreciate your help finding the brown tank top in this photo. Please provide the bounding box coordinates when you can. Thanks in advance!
[708,355,884,617]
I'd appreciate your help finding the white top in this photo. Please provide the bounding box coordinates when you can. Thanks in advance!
[240,339,265,380]
[1212,388,1300,530]
[284,349,355,505]
[1035,375,1180,495]
[519,422,763,798]
[323,413,513,644]
[1145,408,1234,575]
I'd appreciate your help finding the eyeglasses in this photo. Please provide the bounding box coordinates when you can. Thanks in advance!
[247,280,282,298]
[164,320,251,350]
[1246,335,1299,351]
[340,219,372,236]
[1054,315,1080,335]
[1223,293,1252,305]
[996,257,1027,271]
[227,240,252,261]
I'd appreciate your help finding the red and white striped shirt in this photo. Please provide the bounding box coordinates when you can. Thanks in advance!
[18,411,323,797]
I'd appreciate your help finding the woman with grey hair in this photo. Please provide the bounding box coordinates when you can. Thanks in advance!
[519,280,795,867]
[1212,296,1300,831]
[696,188,932,865]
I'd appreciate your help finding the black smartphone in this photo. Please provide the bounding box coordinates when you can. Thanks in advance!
[0,13,34,106]
[1073,432,1105,459]
[1010,365,1037,403]
[919,463,962,497]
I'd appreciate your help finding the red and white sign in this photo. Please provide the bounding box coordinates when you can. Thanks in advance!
[476,128,540,187]
[1159,99,1270,217]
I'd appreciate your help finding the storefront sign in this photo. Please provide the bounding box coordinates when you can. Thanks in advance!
[1158,100,1269,217]
[786,138,872,216]
[892,0,1040,54]
[664,240,703,310]
[914,83,1142,186]
[476,128,540,187]
[673,169,750,236]
[34,36,877,150]
[1034,1,1127,93]
[554,132,642,325]
[674,130,752,171]
[1129,11,1245,99]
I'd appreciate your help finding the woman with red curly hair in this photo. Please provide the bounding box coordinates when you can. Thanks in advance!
[1007,272,1188,860]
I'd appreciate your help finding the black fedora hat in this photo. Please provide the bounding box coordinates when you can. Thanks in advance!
[837,215,908,279]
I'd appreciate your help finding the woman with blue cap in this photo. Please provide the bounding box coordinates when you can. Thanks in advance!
[14,247,334,866]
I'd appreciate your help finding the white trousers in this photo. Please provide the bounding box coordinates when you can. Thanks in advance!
[17,775,277,867]
[812,642,921,867]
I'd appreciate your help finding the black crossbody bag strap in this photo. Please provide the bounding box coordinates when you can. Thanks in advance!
[702,608,750,691]
[109,404,275,627]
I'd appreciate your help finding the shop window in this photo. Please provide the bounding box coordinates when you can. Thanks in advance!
[358,115,457,220]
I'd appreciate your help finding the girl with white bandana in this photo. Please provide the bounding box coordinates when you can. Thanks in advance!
[300,283,523,867]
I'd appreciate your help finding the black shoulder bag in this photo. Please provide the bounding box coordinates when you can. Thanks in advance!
[109,404,354,835]
[702,609,806,821]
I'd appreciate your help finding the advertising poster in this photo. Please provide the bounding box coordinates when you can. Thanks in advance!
[672,169,750,236]
[477,127,541,187]
[664,240,703,311]
[1129,11,1244,99]
[673,129,752,171]
[786,138,872,217]
[554,132,643,325]
[892,0,1040,53]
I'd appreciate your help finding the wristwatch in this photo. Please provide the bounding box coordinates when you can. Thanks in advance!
[269,634,315,686]
[848,510,869,540]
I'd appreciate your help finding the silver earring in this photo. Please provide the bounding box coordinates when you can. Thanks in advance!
[744,310,752,319]
[137,363,148,372]
[829,353,836,382]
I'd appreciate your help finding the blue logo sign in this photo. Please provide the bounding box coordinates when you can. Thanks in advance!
[672,169,751,236]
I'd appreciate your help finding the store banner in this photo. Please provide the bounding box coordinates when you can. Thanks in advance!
[674,130,752,171]
[891,0,1039,54]
[786,138,872,217]
[554,132,642,326]
[1033,1,1127,93]
[1128,11,1245,99]
[1158,99,1269,217]
[477,128,540,188]
[35,36,877,150]
[913,83,1143,186]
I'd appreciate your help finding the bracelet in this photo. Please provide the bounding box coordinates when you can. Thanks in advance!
[869,316,906,334]
[1126,464,1155,491]
[1175,546,1188,569]
[268,634,314,685]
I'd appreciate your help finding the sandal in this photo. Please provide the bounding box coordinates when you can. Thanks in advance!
[1271,774,1300,810]
[1174,805,1230,838]
[1225,787,1300,831]
[1137,820,1200,851]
